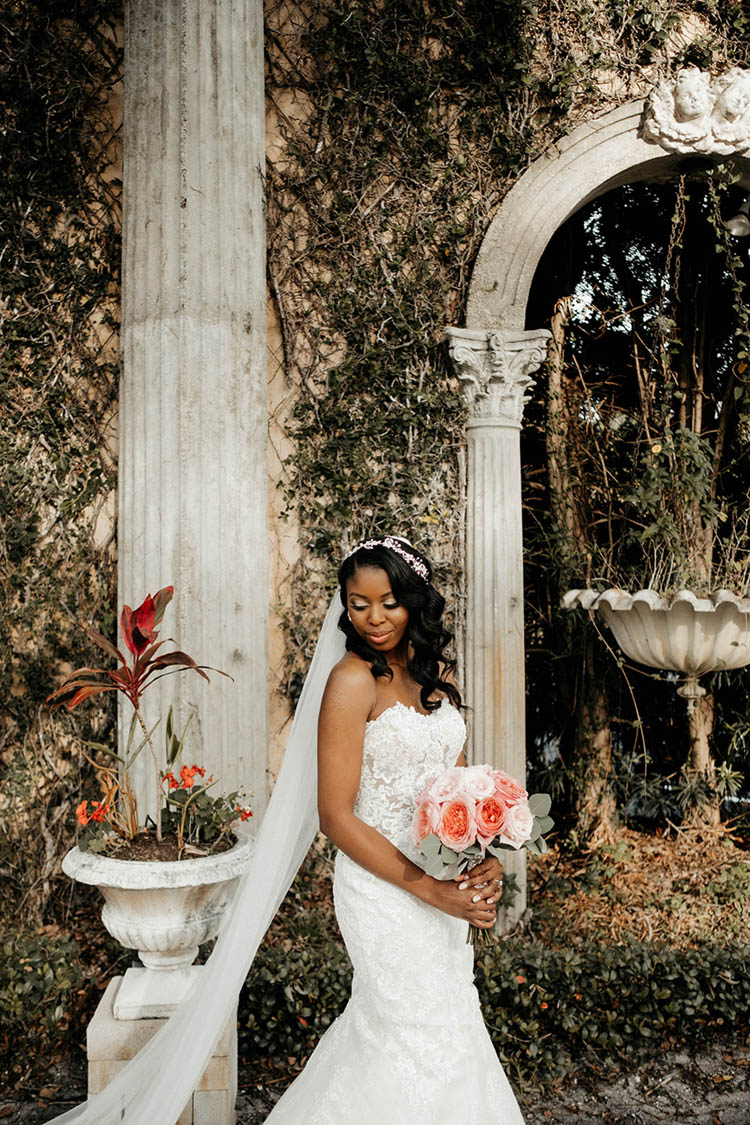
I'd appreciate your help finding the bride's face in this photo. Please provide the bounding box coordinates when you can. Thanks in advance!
[346,566,409,654]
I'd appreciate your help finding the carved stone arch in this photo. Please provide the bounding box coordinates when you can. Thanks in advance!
[467,99,750,331]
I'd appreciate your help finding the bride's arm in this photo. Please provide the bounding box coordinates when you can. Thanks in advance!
[317,661,497,929]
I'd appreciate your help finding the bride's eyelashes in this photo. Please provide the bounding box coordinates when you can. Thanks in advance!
[350,601,400,612]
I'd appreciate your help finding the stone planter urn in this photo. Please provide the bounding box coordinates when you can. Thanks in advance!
[562,588,750,693]
[563,588,750,824]
[63,833,253,1019]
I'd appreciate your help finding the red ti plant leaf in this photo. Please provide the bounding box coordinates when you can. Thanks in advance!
[87,629,127,667]
[47,679,120,710]
[145,651,212,683]
[121,586,173,656]
[152,585,174,626]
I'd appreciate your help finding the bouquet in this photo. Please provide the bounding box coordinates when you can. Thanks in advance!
[412,764,553,943]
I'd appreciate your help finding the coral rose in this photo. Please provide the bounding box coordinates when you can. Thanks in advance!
[460,765,496,799]
[437,797,477,851]
[412,798,441,846]
[492,770,528,807]
[475,796,506,847]
[501,798,535,846]
[428,767,464,803]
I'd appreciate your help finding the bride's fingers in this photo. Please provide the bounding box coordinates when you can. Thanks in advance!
[474,912,496,928]
[470,882,499,905]
[469,863,503,888]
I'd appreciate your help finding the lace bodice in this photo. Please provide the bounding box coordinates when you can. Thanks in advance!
[354,698,466,855]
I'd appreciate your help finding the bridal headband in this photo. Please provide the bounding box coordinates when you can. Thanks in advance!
[343,535,430,583]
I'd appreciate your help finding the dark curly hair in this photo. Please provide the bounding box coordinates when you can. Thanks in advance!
[337,537,462,712]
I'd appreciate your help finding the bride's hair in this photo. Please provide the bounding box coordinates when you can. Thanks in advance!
[337,539,462,711]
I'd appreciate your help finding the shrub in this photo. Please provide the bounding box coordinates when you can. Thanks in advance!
[0,929,83,1078]
[239,934,750,1091]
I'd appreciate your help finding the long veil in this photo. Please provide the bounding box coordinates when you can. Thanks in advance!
[51,593,345,1123]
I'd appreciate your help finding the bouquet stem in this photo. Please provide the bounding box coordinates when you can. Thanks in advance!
[467,923,496,946]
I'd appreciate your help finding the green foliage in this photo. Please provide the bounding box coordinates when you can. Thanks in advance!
[706,862,750,904]
[0,0,122,923]
[239,926,750,1090]
[0,930,83,1069]
[477,940,750,1088]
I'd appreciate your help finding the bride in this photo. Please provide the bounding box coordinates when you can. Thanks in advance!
[266,535,525,1123]
[49,534,524,1123]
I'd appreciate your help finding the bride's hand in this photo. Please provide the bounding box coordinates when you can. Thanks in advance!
[454,854,504,900]
[427,874,498,928]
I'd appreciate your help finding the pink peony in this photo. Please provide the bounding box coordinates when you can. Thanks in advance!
[412,798,441,846]
[501,799,535,846]
[428,767,465,803]
[475,795,506,847]
[459,765,496,800]
[437,797,477,851]
[492,770,528,807]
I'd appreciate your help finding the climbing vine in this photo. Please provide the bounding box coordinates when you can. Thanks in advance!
[0,1,122,922]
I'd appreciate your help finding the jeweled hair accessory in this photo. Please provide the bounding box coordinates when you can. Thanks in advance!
[344,536,430,583]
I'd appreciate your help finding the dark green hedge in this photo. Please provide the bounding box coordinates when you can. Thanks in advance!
[240,936,750,1089]
[0,930,83,1078]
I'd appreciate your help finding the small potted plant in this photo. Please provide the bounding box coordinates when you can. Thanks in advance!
[49,587,254,1018]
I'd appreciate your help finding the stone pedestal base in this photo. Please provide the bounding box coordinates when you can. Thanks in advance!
[87,977,237,1124]
[114,964,204,1019]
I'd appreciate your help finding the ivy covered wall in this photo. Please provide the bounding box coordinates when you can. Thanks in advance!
[1,2,122,922]
[264,0,750,706]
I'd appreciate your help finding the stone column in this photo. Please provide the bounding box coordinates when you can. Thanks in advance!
[120,0,268,819]
[446,326,550,927]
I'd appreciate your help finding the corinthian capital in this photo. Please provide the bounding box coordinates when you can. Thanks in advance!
[445,326,550,427]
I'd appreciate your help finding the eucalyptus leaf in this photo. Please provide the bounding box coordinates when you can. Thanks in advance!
[528,792,551,817]
[420,833,441,858]
[423,855,446,878]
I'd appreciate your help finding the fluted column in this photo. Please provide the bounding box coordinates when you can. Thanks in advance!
[446,326,550,927]
[120,0,268,820]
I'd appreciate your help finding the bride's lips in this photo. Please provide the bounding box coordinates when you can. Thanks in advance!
[367,631,392,644]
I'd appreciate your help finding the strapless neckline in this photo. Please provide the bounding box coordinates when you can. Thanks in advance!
[366,697,450,726]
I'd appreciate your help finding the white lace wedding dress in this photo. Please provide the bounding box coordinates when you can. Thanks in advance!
[265,699,525,1124]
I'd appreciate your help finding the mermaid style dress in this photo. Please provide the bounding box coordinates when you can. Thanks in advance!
[265,699,525,1124]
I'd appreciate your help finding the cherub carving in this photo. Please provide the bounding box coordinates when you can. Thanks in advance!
[644,67,750,156]
[644,68,714,153]
[712,68,750,152]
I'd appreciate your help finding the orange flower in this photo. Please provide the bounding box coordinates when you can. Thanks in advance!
[540,1001,549,1010]
[163,772,180,790]
[237,806,253,822]
[76,800,89,826]
[192,765,205,778]
[180,765,196,788]
[516,975,526,984]
[89,801,110,823]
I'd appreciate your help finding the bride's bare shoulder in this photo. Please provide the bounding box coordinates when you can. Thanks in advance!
[323,653,376,711]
